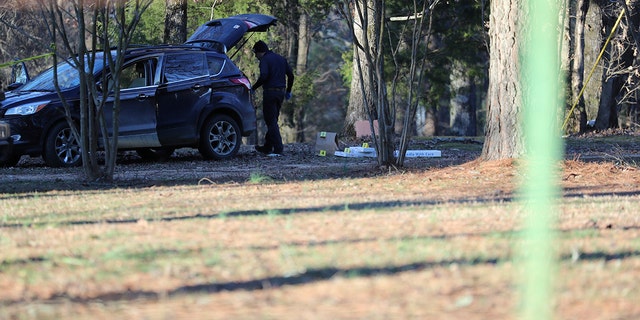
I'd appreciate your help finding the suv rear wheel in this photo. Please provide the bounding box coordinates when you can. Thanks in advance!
[199,114,241,160]
[43,122,82,167]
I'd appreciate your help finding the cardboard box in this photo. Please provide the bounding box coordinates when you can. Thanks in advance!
[313,131,338,156]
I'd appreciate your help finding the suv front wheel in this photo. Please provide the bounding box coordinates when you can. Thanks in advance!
[199,114,241,160]
[43,122,82,167]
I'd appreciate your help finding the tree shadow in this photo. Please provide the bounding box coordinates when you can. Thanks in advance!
[0,196,513,228]
[3,188,640,228]
[4,248,640,305]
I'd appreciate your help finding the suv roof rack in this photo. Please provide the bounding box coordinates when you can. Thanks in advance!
[125,44,225,55]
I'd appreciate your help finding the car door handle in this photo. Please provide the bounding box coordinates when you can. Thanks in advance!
[137,93,149,100]
[192,84,203,90]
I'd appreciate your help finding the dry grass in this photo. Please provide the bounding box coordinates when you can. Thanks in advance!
[1,154,640,319]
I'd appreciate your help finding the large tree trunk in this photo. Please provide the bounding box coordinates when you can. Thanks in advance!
[164,0,187,44]
[481,0,525,160]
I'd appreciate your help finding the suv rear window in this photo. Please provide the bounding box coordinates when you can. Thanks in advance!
[164,53,207,83]
[207,55,225,76]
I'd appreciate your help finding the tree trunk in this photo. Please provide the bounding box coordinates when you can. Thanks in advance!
[595,4,627,130]
[164,0,187,44]
[566,0,589,133]
[342,0,376,138]
[596,74,621,129]
[294,12,310,143]
[481,0,525,160]
[449,60,477,136]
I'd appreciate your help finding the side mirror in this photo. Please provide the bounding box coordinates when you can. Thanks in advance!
[6,82,23,91]
[10,61,29,86]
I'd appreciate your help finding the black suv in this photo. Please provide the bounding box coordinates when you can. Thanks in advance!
[0,14,276,167]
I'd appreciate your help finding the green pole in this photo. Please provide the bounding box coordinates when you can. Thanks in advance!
[521,0,562,319]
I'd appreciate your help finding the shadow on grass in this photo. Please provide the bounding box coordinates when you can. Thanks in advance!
[0,197,514,228]
[3,187,640,229]
[8,257,501,304]
[4,249,640,305]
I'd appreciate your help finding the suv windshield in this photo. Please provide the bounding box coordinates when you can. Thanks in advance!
[20,57,104,92]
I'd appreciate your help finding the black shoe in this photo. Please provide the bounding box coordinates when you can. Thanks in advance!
[255,145,271,154]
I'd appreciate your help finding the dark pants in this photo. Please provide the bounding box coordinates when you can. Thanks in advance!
[262,90,284,153]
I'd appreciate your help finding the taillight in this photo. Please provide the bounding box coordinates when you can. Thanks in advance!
[231,77,252,91]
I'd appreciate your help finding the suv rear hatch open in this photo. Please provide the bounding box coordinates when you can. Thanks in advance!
[186,14,277,53]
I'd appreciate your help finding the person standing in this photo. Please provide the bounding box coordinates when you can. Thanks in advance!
[252,40,294,156]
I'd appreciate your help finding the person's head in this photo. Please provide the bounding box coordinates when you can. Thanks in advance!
[253,40,269,59]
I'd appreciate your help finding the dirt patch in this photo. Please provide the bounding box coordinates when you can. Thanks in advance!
[2,132,640,193]
[0,138,482,193]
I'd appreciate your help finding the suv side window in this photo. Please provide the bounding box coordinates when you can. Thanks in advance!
[164,53,207,83]
[108,58,157,91]
[206,55,225,77]
[121,61,150,89]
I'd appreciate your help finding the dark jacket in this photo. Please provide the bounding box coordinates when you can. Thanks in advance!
[253,50,294,93]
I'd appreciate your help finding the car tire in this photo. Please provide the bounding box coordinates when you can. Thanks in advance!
[136,148,175,161]
[198,114,241,160]
[0,146,20,167]
[43,122,82,168]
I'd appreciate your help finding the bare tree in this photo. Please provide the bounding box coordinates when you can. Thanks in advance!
[340,0,395,165]
[393,0,436,165]
[42,0,152,181]
[340,0,437,167]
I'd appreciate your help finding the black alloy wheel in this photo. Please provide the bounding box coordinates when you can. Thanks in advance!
[43,122,82,167]
[198,114,241,160]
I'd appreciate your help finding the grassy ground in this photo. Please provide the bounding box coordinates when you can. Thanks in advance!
[1,137,640,319]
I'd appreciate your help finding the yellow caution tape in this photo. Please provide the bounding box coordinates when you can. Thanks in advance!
[0,52,54,69]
